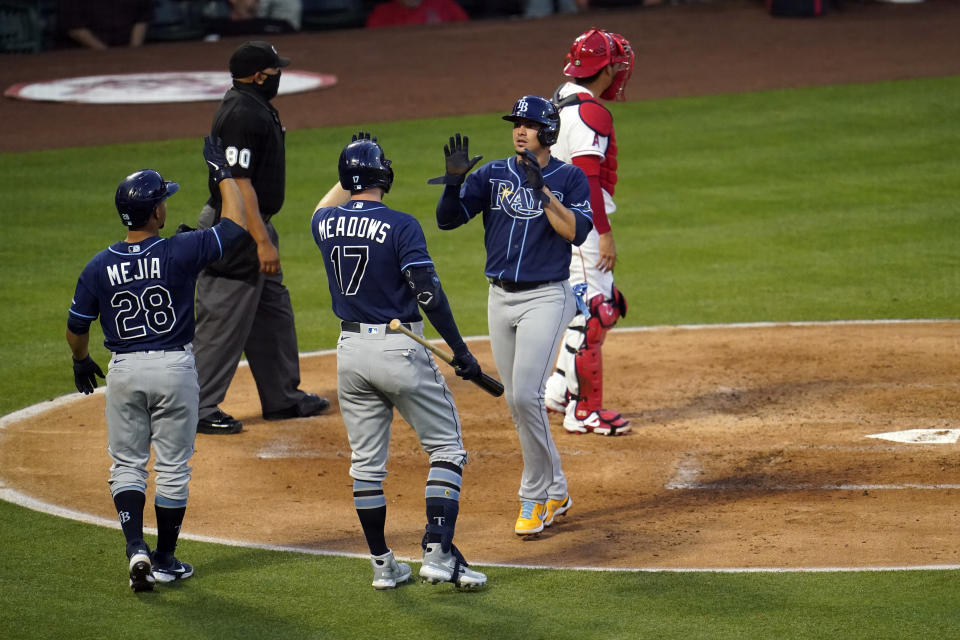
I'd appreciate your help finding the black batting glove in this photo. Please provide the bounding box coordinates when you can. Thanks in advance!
[427,133,482,185]
[451,348,481,381]
[72,355,104,395]
[518,148,550,205]
[203,135,232,184]
[352,130,377,142]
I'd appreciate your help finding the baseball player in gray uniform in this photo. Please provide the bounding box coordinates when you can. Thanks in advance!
[66,138,247,592]
[311,134,487,589]
[431,96,594,536]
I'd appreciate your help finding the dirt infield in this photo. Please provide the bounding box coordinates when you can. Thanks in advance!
[2,322,959,568]
[2,1,960,569]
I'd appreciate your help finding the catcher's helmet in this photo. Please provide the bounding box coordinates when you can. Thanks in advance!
[563,28,634,101]
[338,139,394,193]
[502,95,560,147]
[115,169,179,228]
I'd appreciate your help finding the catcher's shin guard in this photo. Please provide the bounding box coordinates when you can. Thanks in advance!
[545,315,587,412]
[572,295,621,417]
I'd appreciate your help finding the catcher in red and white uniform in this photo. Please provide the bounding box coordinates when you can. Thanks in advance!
[544,28,634,436]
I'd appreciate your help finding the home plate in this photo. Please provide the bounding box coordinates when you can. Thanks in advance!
[866,428,960,444]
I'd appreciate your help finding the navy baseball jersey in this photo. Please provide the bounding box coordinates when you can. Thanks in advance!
[311,200,431,324]
[68,221,245,353]
[446,156,593,282]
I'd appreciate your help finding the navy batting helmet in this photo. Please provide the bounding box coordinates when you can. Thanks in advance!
[338,139,394,194]
[502,95,560,147]
[115,170,179,227]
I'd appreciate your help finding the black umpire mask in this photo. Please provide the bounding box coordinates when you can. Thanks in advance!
[256,70,281,101]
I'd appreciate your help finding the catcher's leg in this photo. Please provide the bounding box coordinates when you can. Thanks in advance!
[562,293,631,436]
[544,316,586,413]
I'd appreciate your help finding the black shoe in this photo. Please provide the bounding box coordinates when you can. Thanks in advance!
[263,393,330,420]
[127,542,155,593]
[197,409,243,435]
[151,551,194,583]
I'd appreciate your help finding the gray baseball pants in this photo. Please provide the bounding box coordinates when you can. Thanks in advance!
[487,280,575,502]
[105,348,197,503]
[337,322,467,482]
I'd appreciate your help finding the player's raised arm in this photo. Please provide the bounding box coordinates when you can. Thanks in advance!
[430,133,481,229]
[203,136,247,230]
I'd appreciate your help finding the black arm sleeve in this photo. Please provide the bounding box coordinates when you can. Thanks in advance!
[436,185,468,230]
[67,314,92,336]
[403,265,467,355]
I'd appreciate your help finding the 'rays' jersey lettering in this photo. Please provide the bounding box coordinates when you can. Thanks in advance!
[458,156,593,282]
[69,221,245,353]
[488,179,565,218]
[311,200,430,324]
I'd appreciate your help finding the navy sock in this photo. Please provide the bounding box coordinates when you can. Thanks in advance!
[155,504,186,559]
[113,490,146,554]
[425,461,462,552]
[354,479,388,556]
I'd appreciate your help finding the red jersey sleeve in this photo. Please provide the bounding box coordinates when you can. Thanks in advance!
[571,155,610,235]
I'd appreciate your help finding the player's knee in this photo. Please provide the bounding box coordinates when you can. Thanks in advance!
[427,452,467,469]
[349,467,388,483]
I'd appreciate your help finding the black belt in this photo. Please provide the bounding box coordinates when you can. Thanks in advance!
[117,346,185,354]
[340,321,412,334]
[488,278,550,292]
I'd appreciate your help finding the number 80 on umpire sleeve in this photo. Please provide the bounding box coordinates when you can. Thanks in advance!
[225,146,252,169]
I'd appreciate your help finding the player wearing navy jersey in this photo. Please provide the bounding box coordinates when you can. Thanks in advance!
[431,96,594,537]
[311,135,486,590]
[544,28,634,437]
[66,138,248,592]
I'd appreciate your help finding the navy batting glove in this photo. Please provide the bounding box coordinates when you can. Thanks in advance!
[73,355,104,395]
[203,135,232,184]
[428,133,482,185]
[352,130,377,143]
[518,149,549,205]
[451,349,481,381]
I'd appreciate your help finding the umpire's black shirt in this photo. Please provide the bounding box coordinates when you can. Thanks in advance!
[204,81,285,278]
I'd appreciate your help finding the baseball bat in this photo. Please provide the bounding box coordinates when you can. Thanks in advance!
[388,319,504,397]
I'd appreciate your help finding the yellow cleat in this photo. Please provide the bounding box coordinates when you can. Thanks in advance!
[515,500,547,536]
[544,495,572,527]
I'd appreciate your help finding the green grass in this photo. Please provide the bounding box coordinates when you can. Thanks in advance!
[1,499,958,640]
[1,76,959,638]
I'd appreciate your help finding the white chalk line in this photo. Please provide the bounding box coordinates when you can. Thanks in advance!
[2,486,958,573]
[665,454,960,491]
[4,318,960,573]
[667,482,960,491]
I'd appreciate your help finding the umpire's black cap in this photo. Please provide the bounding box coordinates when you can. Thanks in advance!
[229,41,291,78]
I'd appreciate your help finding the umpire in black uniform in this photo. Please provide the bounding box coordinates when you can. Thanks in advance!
[193,41,329,435]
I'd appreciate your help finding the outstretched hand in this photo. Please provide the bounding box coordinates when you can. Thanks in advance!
[427,133,482,185]
[203,135,232,184]
[517,148,550,205]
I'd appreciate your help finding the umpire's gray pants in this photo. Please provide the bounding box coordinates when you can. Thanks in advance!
[194,205,306,419]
